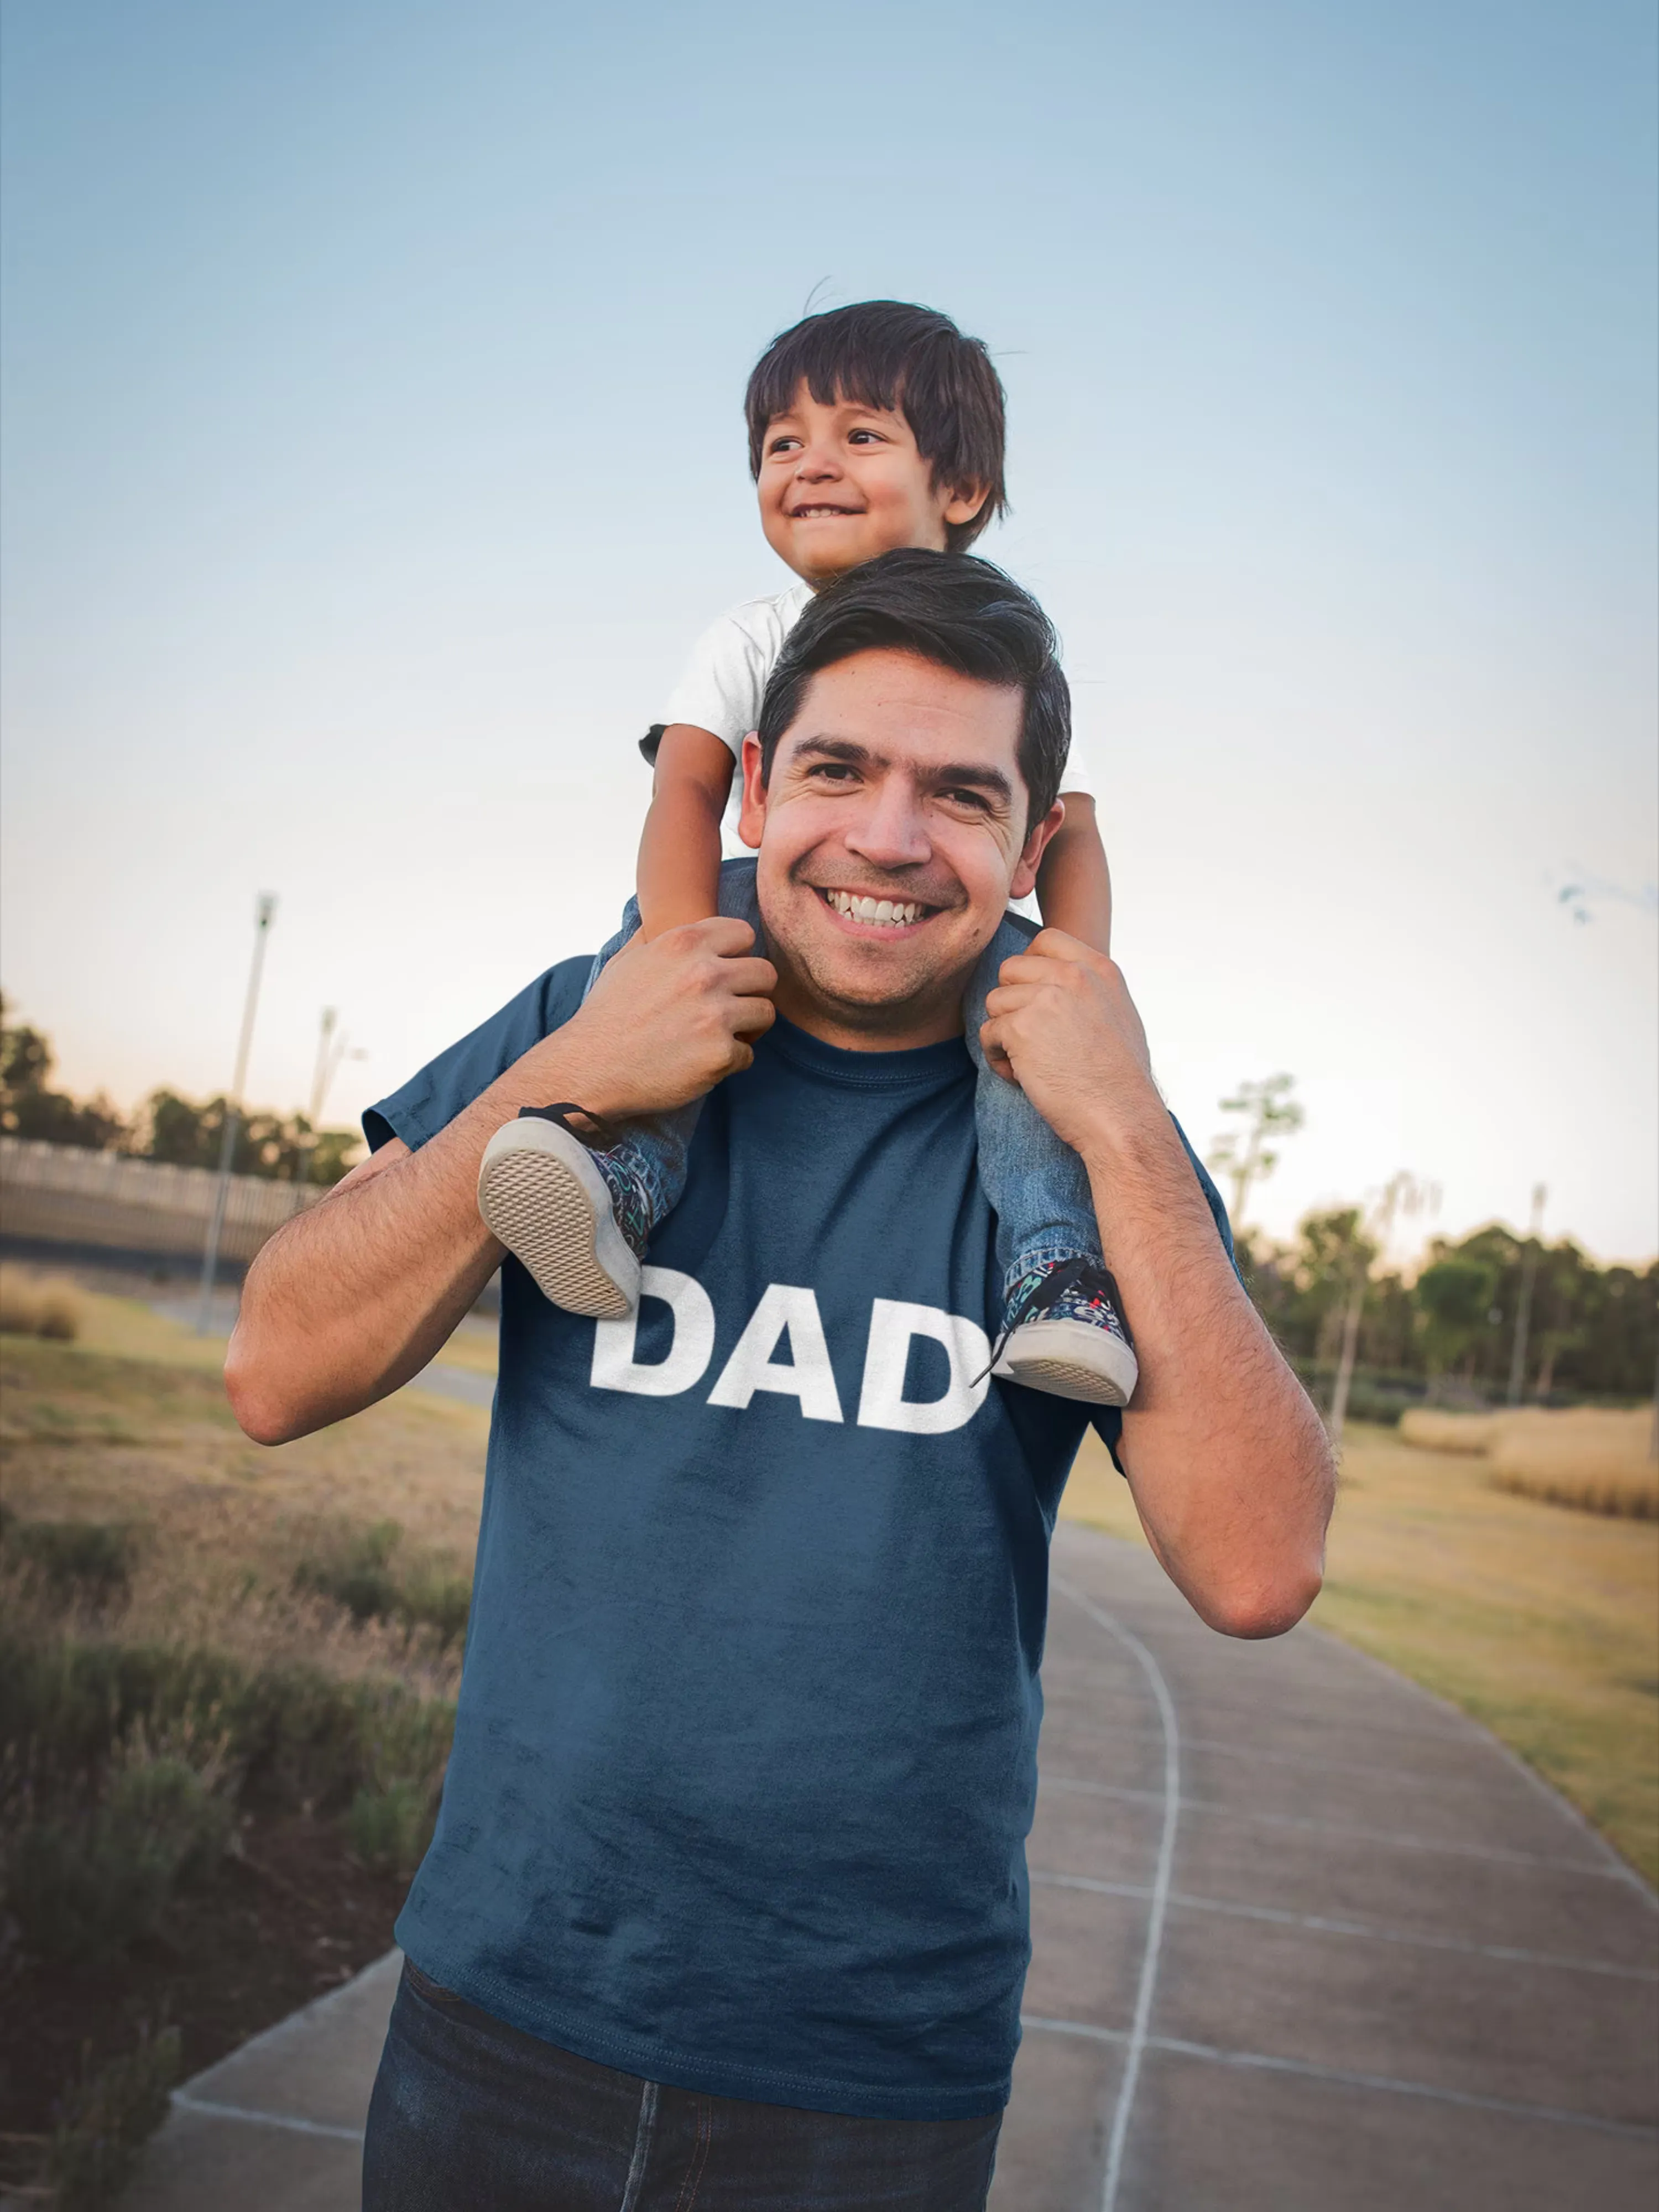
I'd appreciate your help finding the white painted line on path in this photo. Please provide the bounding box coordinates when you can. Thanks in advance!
[1019,2020,1659,2144]
[1030,1869,1659,1981]
[1044,1775,1629,1879]
[1049,1575,1179,2212]
[170,2093,366,2144]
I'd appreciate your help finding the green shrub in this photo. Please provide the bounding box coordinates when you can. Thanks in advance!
[398,1566,472,1647]
[48,2023,180,2212]
[6,1753,232,1964]
[346,1778,435,1877]
[1,1517,137,1600]
[293,1519,471,1648]
[293,1519,403,1624]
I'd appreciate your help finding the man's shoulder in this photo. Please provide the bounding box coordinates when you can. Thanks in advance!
[363,956,593,1155]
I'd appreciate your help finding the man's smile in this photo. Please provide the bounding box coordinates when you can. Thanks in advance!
[813,885,944,932]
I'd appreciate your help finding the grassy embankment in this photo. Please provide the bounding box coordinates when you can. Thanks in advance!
[1061,1415,1659,1888]
[0,1272,489,2207]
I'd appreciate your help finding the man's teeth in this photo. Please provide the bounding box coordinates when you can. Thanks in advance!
[825,889,926,927]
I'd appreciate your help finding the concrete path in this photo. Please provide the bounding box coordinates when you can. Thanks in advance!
[123,1522,1658,2210]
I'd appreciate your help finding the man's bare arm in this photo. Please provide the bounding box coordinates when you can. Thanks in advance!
[226,919,776,1445]
[981,933,1334,1639]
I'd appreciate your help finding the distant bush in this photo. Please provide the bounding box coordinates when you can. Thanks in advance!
[1399,1405,1658,1520]
[0,1265,82,1341]
[48,2022,181,2212]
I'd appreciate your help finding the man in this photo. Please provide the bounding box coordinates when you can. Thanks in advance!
[228,552,1333,2210]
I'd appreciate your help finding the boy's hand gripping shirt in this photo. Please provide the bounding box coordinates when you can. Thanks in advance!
[367,962,1225,2120]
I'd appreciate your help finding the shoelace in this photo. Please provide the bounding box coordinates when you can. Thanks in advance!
[973,1254,1106,1388]
[518,1101,624,1152]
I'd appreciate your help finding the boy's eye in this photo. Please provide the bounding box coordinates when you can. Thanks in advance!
[847,429,888,446]
[767,434,802,456]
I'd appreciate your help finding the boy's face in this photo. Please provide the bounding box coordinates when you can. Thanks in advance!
[757,383,986,586]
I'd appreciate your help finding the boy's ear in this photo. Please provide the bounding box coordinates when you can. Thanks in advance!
[943,479,990,528]
[737,732,766,849]
[1008,798,1066,902]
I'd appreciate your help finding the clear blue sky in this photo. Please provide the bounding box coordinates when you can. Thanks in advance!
[3,0,1655,1261]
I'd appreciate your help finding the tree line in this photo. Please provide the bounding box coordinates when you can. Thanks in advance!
[1238,1210,1657,1408]
[1,998,360,1186]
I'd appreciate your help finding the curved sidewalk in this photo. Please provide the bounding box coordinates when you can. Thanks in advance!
[123,1522,1657,2210]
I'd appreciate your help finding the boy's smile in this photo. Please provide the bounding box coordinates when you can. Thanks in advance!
[758,384,987,587]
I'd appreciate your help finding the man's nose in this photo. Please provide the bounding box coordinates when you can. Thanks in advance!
[843,778,932,870]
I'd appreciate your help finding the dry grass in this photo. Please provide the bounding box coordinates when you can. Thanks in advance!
[0,1295,489,1679]
[1060,1423,1659,1885]
[0,1263,85,1342]
[1400,1404,1657,1520]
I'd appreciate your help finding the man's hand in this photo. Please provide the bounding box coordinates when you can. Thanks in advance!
[979,930,1159,1160]
[544,918,776,1122]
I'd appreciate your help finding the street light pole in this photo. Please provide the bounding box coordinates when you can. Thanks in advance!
[195,894,277,1333]
[294,1006,338,1191]
[1505,1183,1547,1407]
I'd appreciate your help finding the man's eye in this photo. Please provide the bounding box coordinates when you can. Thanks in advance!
[811,764,857,783]
[941,787,989,811]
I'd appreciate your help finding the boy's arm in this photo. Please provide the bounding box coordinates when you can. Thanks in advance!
[1034,793,1113,956]
[636,724,736,938]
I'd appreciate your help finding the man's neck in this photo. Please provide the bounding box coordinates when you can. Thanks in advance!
[765,941,972,1055]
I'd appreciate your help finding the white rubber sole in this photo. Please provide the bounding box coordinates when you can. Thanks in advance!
[477,1119,641,1320]
[993,1317,1139,1408]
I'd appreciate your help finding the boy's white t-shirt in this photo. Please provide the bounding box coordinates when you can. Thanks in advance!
[655,582,1099,804]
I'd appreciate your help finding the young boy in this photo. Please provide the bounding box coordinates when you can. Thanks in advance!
[478,301,1137,1405]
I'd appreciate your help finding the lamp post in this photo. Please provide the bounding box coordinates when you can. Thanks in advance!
[1505,1184,1547,1407]
[195,894,276,1333]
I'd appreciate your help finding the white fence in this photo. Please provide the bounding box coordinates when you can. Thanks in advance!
[0,1137,327,1269]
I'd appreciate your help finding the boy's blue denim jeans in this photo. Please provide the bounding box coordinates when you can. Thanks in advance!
[587,860,1100,1303]
[363,1958,1003,2211]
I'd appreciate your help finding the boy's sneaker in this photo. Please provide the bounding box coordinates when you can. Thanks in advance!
[991,1258,1138,1407]
[477,1105,647,1320]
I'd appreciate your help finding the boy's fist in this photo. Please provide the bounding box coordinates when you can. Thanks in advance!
[978,929,1159,1160]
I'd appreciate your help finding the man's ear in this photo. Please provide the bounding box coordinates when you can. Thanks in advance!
[1008,798,1066,902]
[737,732,767,849]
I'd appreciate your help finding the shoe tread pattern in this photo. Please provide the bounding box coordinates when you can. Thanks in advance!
[478,1150,633,1320]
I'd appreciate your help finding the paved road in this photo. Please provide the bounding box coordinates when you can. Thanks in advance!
[123,1522,1657,2211]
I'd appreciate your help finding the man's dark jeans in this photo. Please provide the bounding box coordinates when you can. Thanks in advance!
[363,1960,1004,2211]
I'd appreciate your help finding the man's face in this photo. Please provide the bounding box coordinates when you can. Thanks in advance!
[757,383,986,586]
[738,648,1063,1045]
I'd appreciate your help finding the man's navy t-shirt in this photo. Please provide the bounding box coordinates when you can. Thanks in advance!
[367,959,1229,2121]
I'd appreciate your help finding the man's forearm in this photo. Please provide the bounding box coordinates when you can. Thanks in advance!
[1082,1110,1334,1638]
[227,1042,597,1443]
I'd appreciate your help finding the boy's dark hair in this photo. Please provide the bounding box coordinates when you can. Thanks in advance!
[745,302,1008,554]
[756,549,1071,832]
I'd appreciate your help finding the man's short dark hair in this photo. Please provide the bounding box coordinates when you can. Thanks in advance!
[757,549,1071,833]
[745,302,1008,555]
